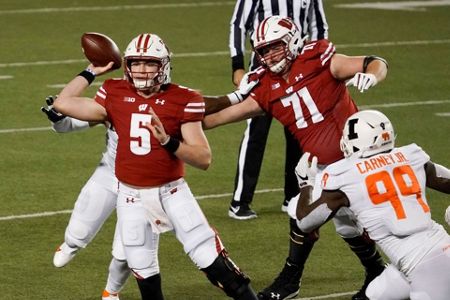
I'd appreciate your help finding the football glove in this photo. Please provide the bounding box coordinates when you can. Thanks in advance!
[346,72,377,93]
[227,69,264,104]
[295,152,318,188]
[41,95,66,123]
[445,206,450,226]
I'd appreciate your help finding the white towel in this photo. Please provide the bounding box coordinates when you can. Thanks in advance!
[140,188,174,234]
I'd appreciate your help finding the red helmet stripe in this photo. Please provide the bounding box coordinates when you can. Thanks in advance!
[257,17,269,42]
[142,34,151,53]
[136,34,144,53]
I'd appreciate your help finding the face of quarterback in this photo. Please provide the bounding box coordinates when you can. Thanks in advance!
[128,60,162,95]
[257,41,291,75]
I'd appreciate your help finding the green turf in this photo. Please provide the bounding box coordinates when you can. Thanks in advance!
[0,1,449,299]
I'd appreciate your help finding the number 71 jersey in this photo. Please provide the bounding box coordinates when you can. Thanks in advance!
[250,39,358,165]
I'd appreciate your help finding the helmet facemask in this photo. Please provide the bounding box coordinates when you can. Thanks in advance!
[125,57,169,90]
[123,33,171,91]
[255,40,293,74]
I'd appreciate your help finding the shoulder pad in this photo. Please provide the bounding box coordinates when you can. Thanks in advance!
[299,39,335,63]
[323,158,353,176]
[398,143,430,165]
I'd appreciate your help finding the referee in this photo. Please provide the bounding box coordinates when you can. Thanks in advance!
[228,0,328,220]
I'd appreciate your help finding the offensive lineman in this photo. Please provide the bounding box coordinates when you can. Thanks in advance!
[53,33,258,300]
[204,16,388,300]
[294,110,450,300]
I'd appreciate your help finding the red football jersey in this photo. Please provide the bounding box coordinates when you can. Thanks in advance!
[95,79,205,186]
[250,39,358,165]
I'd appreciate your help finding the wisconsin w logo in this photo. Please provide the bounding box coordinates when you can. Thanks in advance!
[139,104,148,112]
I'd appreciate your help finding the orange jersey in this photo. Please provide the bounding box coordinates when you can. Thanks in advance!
[250,39,358,165]
[95,80,204,186]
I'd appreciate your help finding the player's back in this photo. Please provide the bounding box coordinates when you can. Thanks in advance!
[323,144,447,274]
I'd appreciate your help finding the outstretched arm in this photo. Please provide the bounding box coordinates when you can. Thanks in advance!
[294,152,349,232]
[203,95,264,129]
[330,54,388,93]
[53,63,113,122]
[204,69,263,115]
[425,161,450,193]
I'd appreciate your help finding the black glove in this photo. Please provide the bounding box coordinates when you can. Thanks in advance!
[41,95,66,123]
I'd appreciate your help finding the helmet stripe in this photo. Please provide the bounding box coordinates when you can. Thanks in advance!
[257,17,269,42]
[142,34,151,53]
[136,34,144,53]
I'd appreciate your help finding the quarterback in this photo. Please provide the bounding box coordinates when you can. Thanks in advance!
[294,110,450,300]
[54,33,258,300]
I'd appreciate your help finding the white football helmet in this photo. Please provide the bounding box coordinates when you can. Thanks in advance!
[124,33,171,90]
[340,110,395,158]
[253,16,304,73]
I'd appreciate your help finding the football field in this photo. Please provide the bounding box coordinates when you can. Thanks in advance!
[0,1,449,299]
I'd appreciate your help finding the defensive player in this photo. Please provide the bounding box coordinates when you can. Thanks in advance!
[53,33,258,300]
[203,16,388,300]
[294,110,450,300]
[41,96,133,300]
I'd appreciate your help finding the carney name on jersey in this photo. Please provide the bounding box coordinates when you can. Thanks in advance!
[250,39,358,165]
[95,79,205,187]
[320,144,447,275]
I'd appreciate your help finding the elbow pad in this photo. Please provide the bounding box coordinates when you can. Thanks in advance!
[363,55,388,72]
[52,117,89,133]
[435,163,450,180]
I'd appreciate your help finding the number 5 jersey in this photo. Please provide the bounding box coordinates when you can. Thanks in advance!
[95,80,205,187]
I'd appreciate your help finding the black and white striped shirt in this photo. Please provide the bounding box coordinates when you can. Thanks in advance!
[229,0,329,71]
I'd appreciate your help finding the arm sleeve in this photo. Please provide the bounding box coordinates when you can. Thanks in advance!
[307,0,329,41]
[52,117,90,133]
[229,0,256,71]
[296,203,333,232]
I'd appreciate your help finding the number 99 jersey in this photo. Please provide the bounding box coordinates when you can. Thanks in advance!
[320,143,448,274]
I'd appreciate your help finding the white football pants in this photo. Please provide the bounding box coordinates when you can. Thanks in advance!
[116,178,222,279]
[366,235,450,300]
[64,163,118,248]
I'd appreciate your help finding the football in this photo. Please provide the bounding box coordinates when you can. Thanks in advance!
[81,32,122,70]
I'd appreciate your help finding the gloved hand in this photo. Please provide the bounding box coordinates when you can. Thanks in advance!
[41,95,66,123]
[295,152,318,188]
[227,68,264,104]
[445,206,450,226]
[346,72,377,93]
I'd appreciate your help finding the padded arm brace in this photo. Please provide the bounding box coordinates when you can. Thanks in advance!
[52,117,90,133]
[296,203,333,233]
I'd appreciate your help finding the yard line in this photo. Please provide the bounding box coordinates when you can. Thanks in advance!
[0,2,235,15]
[1,39,449,69]
[0,126,51,133]
[0,210,73,221]
[0,188,283,221]
[336,0,450,11]
[360,99,450,109]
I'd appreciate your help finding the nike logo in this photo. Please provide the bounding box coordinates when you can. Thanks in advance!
[229,206,239,214]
